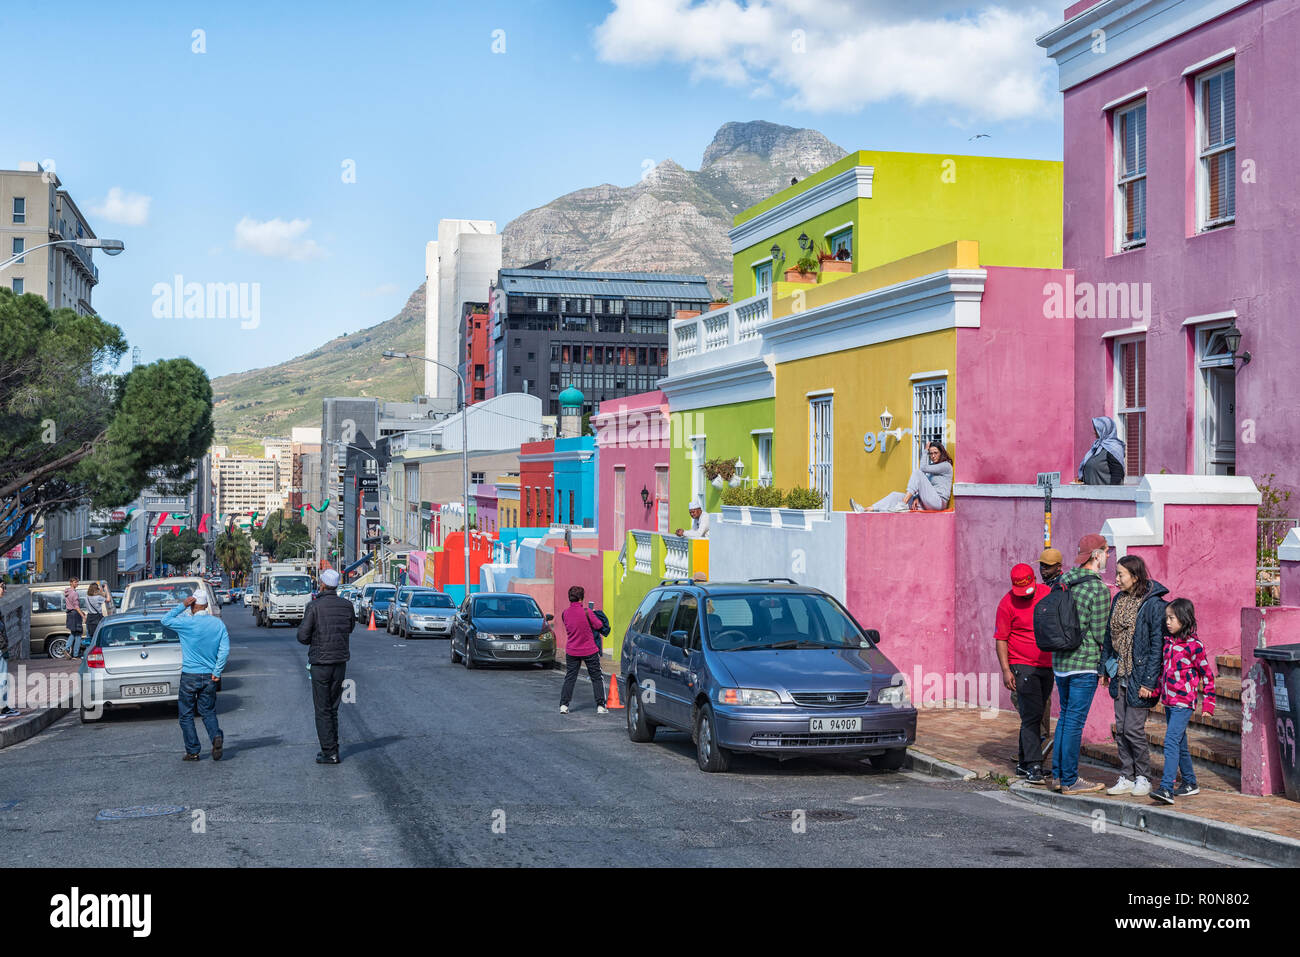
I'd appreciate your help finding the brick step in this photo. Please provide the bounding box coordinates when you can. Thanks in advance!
[1080,738,1241,790]
[1149,703,1241,734]
[1216,654,1241,680]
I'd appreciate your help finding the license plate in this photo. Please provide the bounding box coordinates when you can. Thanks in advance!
[810,716,861,733]
[503,643,532,651]
[123,683,170,697]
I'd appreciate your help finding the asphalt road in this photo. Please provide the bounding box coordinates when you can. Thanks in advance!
[0,609,1248,867]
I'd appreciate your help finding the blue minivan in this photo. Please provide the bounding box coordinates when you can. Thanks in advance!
[620,579,917,772]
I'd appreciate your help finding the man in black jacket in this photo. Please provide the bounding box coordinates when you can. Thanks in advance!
[297,569,355,764]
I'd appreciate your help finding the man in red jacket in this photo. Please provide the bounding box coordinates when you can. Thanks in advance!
[996,562,1055,786]
[559,585,608,715]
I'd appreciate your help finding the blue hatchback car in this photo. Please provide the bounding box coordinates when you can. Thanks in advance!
[620,579,917,772]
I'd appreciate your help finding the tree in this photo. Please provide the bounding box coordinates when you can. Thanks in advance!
[0,289,214,556]
[215,527,253,585]
[155,528,205,573]
[253,512,310,561]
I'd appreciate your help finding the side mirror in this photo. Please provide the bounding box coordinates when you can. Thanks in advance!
[864,629,881,644]
[669,629,689,649]
[545,613,555,622]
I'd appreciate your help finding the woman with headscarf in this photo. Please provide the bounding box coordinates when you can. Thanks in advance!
[1078,416,1125,485]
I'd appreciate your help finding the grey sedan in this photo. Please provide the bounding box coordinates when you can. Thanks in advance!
[401,591,457,638]
[77,613,186,722]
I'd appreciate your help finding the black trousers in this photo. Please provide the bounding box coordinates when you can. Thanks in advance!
[560,653,606,708]
[310,662,347,757]
[1011,664,1054,766]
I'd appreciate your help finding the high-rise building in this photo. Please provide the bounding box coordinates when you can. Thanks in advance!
[425,220,502,405]
[0,163,103,314]
[213,457,280,521]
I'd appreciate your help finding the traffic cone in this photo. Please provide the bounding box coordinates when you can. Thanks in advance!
[606,674,624,709]
[367,610,377,631]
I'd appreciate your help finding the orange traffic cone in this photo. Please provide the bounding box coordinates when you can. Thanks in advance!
[367,610,377,631]
[606,674,624,709]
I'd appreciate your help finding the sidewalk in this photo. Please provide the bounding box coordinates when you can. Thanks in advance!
[912,707,1300,866]
[0,658,80,750]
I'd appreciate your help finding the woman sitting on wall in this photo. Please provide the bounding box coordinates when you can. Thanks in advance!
[1077,416,1126,485]
[850,441,953,513]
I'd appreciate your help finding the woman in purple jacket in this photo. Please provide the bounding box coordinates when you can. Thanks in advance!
[560,585,608,715]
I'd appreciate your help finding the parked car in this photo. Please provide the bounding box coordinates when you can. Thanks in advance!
[366,586,397,629]
[228,588,243,605]
[121,577,222,619]
[401,591,457,639]
[28,581,117,656]
[619,580,917,773]
[78,612,185,722]
[388,585,433,634]
[215,589,231,605]
[449,593,556,668]
[110,590,124,607]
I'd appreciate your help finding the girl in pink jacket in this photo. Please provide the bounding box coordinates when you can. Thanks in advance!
[1151,598,1216,804]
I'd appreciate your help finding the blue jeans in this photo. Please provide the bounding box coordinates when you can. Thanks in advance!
[0,653,9,708]
[1160,705,1196,791]
[177,673,222,755]
[1052,672,1099,788]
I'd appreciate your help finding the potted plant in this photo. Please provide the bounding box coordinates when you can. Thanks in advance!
[784,251,819,284]
[819,241,851,274]
[703,457,737,490]
[709,297,730,311]
[741,484,783,525]
[720,484,755,523]
[778,486,825,528]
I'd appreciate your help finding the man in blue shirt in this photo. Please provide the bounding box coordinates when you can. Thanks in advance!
[162,591,230,761]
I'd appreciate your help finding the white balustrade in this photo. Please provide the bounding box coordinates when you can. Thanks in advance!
[663,535,690,579]
[632,531,654,574]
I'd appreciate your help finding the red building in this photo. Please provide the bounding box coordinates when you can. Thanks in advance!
[519,439,555,528]
[462,304,491,405]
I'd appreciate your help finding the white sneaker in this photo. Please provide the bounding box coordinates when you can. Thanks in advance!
[1106,776,1134,795]
[1131,776,1152,797]
[559,705,569,714]
[596,706,609,714]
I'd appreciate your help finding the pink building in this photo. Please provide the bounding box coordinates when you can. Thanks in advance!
[590,390,671,554]
[1039,0,1300,490]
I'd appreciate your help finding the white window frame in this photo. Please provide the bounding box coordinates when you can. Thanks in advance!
[752,429,774,487]
[1195,62,1236,232]
[825,224,853,260]
[612,467,626,545]
[12,197,24,224]
[1194,323,1236,475]
[753,259,773,294]
[689,436,706,506]
[808,396,833,509]
[1112,335,1146,481]
[911,377,948,467]
[1113,99,1147,252]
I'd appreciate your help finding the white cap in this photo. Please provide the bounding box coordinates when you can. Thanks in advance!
[688,499,702,510]
[190,590,209,606]
[320,569,341,588]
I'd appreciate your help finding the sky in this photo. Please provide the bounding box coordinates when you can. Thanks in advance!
[3,0,1067,380]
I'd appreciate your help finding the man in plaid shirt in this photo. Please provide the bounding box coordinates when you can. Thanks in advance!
[1050,533,1111,794]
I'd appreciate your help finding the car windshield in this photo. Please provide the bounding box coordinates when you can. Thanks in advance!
[411,594,454,609]
[269,575,312,595]
[372,588,396,604]
[126,584,197,609]
[704,593,869,651]
[97,621,180,647]
[474,596,542,619]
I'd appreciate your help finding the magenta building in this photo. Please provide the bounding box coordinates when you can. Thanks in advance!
[1039,0,1299,490]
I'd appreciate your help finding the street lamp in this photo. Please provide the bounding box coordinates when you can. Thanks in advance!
[382,350,471,598]
[0,237,125,272]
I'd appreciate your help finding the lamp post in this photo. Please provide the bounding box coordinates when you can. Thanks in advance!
[0,237,125,272]
[382,351,471,598]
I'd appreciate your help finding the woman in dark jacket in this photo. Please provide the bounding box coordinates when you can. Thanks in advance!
[1102,555,1167,797]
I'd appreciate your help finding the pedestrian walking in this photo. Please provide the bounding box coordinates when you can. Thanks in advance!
[1102,555,1167,797]
[0,583,20,719]
[296,568,355,764]
[994,563,1054,785]
[1150,598,1216,805]
[161,591,229,761]
[1048,533,1111,795]
[64,578,86,658]
[84,582,107,643]
[559,585,608,714]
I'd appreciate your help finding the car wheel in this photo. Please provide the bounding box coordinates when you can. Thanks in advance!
[695,704,730,773]
[869,748,907,771]
[463,641,475,669]
[626,680,656,743]
[80,705,101,723]
[47,636,69,660]
[450,635,461,663]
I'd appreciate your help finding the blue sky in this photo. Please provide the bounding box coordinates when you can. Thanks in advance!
[4,0,1065,380]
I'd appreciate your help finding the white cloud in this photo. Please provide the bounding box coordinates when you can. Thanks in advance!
[594,0,1060,122]
[90,187,151,226]
[233,217,325,261]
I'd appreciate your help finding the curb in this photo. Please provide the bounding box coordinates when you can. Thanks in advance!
[1010,782,1300,867]
[905,748,978,781]
[0,693,75,750]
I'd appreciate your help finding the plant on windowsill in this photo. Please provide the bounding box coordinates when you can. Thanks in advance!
[817,241,851,273]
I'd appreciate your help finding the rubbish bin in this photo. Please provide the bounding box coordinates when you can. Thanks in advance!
[1253,643,1300,802]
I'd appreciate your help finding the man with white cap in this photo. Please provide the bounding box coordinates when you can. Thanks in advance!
[297,568,356,764]
[162,588,229,761]
[675,499,710,539]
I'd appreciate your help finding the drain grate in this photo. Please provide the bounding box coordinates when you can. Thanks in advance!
[95,805,186,821]
[760,808,856,822]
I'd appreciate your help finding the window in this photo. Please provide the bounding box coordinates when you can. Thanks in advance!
[11,238,23,263]
[568,490,575,524]
[756,433,773,487]
[613,468,626,545]
[827,226,853,260]
[754,261,773,293]
[1195,325,1237,475]
[1114,101,1147,250]
[1197,64,1235,230]
[1116,338,1146,477]
[610,300,624,315]
[671,594,700,649]
[654,466,670,533]
[527,352,534,361]
[646,593,679,640]
[584,346,594,364]
[808,396,833,507]
[12,278,23,294]
[593,299,604,315]
[12,197,25,224]
[912,378,947,466]
[471,472,486,485]
[551,344,560,361]
[535,297,549,312]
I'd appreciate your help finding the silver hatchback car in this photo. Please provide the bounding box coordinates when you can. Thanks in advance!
[78,613,184,723]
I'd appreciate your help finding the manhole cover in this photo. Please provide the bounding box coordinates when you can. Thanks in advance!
[760,809,856,822]
[96,805,186,821]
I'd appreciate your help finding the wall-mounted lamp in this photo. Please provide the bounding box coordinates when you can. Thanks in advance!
[879,407,905,446]
[1223,322,1252,367]
[729,458,745,487]
[640,486,651,508]
[797,232,811,252]
[769,243,785,264]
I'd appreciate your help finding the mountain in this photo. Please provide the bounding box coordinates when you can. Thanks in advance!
[210,121,847,447]
[501,121,847,289]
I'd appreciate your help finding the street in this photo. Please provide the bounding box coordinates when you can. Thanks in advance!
[0,612,1246,868]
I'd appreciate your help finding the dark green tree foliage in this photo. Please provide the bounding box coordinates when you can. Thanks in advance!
[0,289,213,555]
[155,528,205,571]
[253,512,311,561]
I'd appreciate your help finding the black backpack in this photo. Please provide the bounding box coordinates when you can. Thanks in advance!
[1033,581,1084,653]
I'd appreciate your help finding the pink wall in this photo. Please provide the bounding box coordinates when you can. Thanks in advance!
[507,578,553,625]
[1282,561,1300,607]
[957,267,1076,485]
[1239,606,1300,796]
[1060,0,1300,494]
[845,511,956,683]
[551,548,604,656]
[593,391,669,554]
